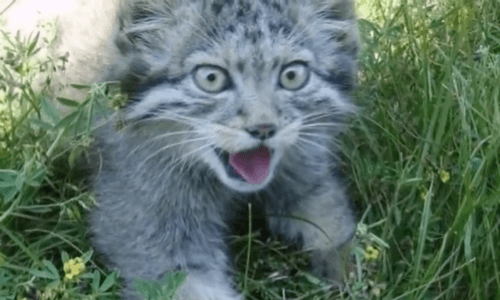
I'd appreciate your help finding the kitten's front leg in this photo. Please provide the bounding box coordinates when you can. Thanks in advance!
[122,270,242,300]
[268,177,356,282]
[119,242,242,300]
[91,192,242,300]
[172,270,242,300]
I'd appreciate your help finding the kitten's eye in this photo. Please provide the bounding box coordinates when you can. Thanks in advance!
[279,62,309,90]
[194,65,229,93]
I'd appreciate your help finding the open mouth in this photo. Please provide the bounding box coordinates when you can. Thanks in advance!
[215,146,272,185]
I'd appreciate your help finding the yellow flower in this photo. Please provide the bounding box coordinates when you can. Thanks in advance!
[63,257,85,280]
[364,245,380,261]
[439,170,450,183]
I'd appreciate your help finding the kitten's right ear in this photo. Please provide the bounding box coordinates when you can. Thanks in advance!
[110,0,180,94]
[115,30,134,56]
[114,0,178,54]
[115,0,149,54]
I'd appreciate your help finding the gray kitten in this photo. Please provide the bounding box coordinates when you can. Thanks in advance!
[90,0,358,299]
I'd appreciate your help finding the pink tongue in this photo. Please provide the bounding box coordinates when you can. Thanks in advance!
[229,146,271,184]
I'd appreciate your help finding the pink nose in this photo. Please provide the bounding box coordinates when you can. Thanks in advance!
[246,124,277,140]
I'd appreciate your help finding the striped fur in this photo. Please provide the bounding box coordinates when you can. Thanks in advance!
[90,0,358,299]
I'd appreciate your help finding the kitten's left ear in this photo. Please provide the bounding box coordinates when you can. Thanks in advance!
[313,0,357,20]
[311,0,359,55]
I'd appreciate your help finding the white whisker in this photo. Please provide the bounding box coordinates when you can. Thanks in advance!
[136,136,211,169]
[300,111,336,123]
[298,131,330,140]
[125,130,195,160]
[296,136,336,158]
[160,143,215,178]
[137,113,203,126]
[299,122,342,130]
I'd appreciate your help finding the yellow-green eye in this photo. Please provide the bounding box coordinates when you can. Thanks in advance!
[194,65,229,93]
[279,63,309,90]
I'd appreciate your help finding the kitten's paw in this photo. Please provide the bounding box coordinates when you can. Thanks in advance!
[173,272,242,300]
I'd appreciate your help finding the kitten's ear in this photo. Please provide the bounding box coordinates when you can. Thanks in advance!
[110,0,170,91]
[313,0,357,20]
[115,1,146,55]
[114,0,177,54]
[312,0,359,54]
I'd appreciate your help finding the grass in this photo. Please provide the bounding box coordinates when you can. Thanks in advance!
[0,0,499,299]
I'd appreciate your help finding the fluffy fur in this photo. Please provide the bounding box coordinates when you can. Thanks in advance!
[90,0,358,299]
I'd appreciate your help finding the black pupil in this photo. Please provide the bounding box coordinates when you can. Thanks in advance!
[286,71,296,80]
[207,73,217,82]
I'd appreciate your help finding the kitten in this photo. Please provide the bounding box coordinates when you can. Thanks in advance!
[90,0,358,299]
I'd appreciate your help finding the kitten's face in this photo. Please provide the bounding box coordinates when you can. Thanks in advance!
[116,0,358,192]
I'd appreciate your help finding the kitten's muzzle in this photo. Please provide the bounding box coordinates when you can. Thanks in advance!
[245,123,277,140]
[214,146,275,184]
[214,148,241,180]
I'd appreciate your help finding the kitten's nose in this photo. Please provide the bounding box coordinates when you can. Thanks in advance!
[246,123,277,140]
